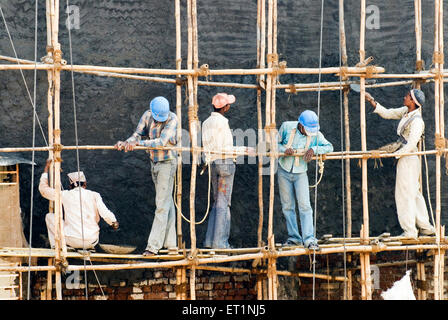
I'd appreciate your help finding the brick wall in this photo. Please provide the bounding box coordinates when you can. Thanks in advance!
[31,251,446,300]
[32,268,257,300]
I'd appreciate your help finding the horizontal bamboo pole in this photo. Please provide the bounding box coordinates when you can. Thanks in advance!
[2,243,448,273]
[0,60,385,76]
[284,80,416,93]
[1,145,446,161]
[195,265,347,281]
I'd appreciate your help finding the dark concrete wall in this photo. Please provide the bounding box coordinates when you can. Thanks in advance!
[0,1,447,251]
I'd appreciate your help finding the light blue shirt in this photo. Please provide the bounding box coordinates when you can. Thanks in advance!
[277,121,333,173]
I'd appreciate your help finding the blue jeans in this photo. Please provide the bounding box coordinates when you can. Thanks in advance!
[277,165,316,247]
[146,159,177,253]
[203,161,235,249]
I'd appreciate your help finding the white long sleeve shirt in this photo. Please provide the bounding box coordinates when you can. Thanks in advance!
[201,112,247,163]
[374,103,424,156]
[39,173,117,242]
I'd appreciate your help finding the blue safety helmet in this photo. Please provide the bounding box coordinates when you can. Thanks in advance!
[150,96,170,122]
[298,110,320,136]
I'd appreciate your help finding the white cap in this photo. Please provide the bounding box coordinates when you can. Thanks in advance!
[67,171,86,186]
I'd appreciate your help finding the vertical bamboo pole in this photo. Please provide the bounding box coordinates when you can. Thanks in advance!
[438,0,444,137]
[339,0,353,300]
[48,0,65,300]
[45,0,55,214]
[416,249,427,300]
[339,0,352,240]
[433,0,442,300]
[265,0,275,301]
[46,0,55,301]
[437,0,445,299]
[359,0,372,300]
[175,0,183,250]
[256,0,268,300]
[272,0,278,301]
[414,0,424,194]
[46,258,52,300]
[174,0,184,300]
[256,0,266,254]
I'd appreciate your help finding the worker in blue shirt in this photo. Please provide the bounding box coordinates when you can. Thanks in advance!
[277,110,333,251]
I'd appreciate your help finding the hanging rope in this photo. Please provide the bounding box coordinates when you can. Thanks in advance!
[25,0,39,300]
[309,155,325,188]
[65,0,104,299]
[312,0,325,301]
[337,0,348,300]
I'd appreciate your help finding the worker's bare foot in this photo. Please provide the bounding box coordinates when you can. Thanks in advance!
[142,250,157,257]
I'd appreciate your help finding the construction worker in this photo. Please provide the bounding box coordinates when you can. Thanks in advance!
[277,110,333,251]
[39,160,119,250]
[201,93,256,249]
[365,89,435,238]
[114,96,178,256]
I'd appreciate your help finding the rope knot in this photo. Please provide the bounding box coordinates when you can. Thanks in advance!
[53,143,64,152]
[175,76,187,86]
[339,66,348,80]
[433,52,444,65]
[197,64,210,78]
[288,84,297,94]
[415,59,425,71]
[365,65,376,78]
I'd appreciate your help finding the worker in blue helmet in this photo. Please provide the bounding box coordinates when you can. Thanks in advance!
[115,96,178,256]
[365,88,435,239]
[277,110,333,251]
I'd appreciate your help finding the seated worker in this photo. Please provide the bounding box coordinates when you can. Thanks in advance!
[277,110,333,251]
[39,159,119,249]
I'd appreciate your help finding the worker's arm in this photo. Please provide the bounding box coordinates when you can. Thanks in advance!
[114,110,151,151]
[38,173,56,201]
[38,160,56,201]
[94,193,118,226]
[139,114,177,148]
[126,110,152,145]
[277,123,287,153]
[394,118,424,156]
[373,103,408,120]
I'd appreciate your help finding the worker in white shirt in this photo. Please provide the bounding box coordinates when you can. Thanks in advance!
[365,89,435,238]
[201,93,255,249]
[39,160,119,249]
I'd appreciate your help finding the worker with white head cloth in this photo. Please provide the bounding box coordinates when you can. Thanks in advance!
[277,110,333,251]
[365,88,435,238]
[39,160,119,250]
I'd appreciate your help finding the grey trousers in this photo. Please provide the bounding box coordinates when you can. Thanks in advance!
[145,158,177,253]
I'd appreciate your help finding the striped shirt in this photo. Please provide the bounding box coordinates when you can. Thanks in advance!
[126,110,178,162]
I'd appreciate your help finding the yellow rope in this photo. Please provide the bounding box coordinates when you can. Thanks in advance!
[175,161,212,225]
[309,155,325,188]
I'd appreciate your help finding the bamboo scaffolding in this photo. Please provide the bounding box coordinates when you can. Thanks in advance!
[4,242,448,273]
